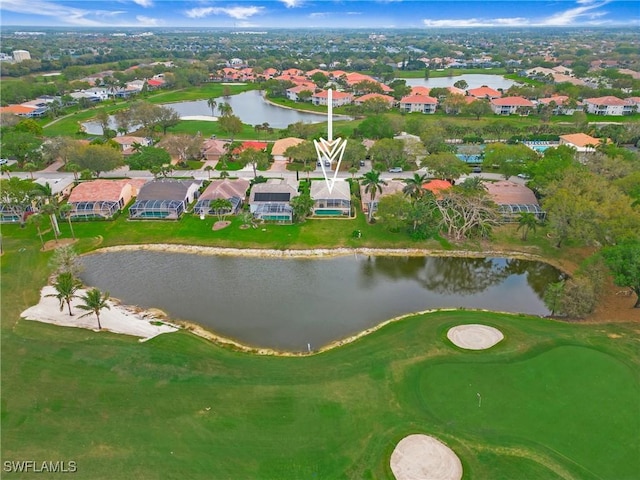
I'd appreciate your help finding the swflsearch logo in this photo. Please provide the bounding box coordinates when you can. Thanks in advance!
[313,89,347,194]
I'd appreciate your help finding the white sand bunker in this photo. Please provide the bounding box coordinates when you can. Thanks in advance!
[447,324,504,350]
[390,434,462,480]
[21,286,178,341]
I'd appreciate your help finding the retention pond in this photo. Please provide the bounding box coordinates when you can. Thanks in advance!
[80,251,562,351]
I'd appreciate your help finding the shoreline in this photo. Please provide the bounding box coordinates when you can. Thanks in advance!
[75,244,568,356]
[86,243,570,272]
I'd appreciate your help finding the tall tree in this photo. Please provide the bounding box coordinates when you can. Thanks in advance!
[290,192,314,223]
[47,272,82,316]
[238,147,269,178]
[207,97,218,117]
[602,241,640,308]
[360,170,387,222]
[27,212,45,248]
[77,288,111,330]
[516,212,538,240]
[59,203,76,240]
[402,173,428,202]
[218,114,243,142]
[210,198,233,222]
[70,144,123,177]
[0,177,34,226]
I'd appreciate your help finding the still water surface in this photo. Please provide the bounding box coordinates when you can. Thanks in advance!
[80,251,561,351]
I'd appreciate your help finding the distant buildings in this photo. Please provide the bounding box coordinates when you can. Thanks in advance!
[12,50,31,62]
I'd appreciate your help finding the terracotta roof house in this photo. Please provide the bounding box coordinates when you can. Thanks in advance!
[329,70,348,79]
[312,90,353,107]
[66,179,148,220]
[559,133,602,152]
[399,94,438,114]
[249,179,299,223]
[537,95,576,115]
[422,179,452,197]
[584,96,636,116]
[305,68,329,78]
[0,104,39,117]
[233,141,268,155]
[262,68,278,79]
[484,180,545,221]
[281,68,304,77]
[129,179,202,220]
[310,180,352,217]
[201,139,229,162]
[194,179,250,216]
[467,86,502,99]
[410,86,431,96]
[344,72,378,87]
[359,180,404,218]
[271,137,305,162]
[111,136,152,156]
[354,93,395,106]
[490,96,535,115]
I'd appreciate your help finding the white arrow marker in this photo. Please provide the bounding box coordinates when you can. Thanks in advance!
[314,88,348,194]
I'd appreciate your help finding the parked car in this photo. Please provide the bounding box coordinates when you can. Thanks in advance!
[317,161,322,167]
[517,173,530,179]
[388,167,403,173]
[472,166,482,173]
[0,159,8,165]
[325,160,331,167]
[359,160,365,167]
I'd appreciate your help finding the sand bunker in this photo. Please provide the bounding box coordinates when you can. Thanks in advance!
[390,434,463,480]
[180,115,217,121]
[21,286,178,341]
[447,324,504,350]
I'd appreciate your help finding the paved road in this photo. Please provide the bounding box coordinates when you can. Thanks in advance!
[5,162,523,185]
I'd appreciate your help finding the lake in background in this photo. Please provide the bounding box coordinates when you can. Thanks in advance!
[82,90,348,135]
[405,73,519,90]
[80,251,562,351]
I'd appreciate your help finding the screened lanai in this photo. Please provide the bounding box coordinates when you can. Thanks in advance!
[129,199,185,219]
[67,200,121,220]
[252,202,294,223]
[498,204,546,221]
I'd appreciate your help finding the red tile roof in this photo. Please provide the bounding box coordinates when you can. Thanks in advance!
[410,86,431,96]
[400,95,438,104]
[584,96,629,106]
[68,179,147,202]
[467,86,502,99]
[485,181,538,205]
[491,96,534,107]
[355,93,395,103]
[233,141,268,154]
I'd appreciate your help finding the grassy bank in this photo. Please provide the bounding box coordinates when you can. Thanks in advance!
[1,215,638,479]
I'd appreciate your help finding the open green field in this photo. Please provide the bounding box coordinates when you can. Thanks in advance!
[1,216,639,479]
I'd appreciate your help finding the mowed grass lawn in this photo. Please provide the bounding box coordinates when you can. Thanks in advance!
[1,220,639,479]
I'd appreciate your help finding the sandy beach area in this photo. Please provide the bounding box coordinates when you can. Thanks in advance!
[21,286,178,341]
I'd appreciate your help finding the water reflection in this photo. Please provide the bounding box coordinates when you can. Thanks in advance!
[80,251,561,351]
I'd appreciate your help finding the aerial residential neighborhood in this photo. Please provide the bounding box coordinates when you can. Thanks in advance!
[1,3,639,478]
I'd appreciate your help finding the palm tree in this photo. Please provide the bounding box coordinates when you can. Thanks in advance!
[24,162,38,180]
[360,170,387,223]
[66,163,80,181]
[220,170,230,179]
[76,288,111,330]
[348,166,358,179]
[207,97,217,117]
[47,272,82,316]
[402,173,428,202]
[210,198,233,222]
[204,165,214,179]
[59,203,76,240]
[218,102,233,117]
[517,212,538,240]
[27,213,46,248]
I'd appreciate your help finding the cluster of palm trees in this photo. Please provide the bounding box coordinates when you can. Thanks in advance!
[26,182,75,248]
[47,271,111,331]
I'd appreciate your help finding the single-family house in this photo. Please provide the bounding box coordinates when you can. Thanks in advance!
[490,96,535,115]
[584,96,636,116]
[410,86,431,96]
[201,138,229,163]
[194,179,250,216]
[129,179,201,220]
[467,86,502,100]
[559,133,602,153]
[354,93,395,107]
[271,137,305,162]
[0,104,39,117]
[66,179,148,220]
[399,94,438,114]
[484,180,545,221]
[359,180,404,218]
[310,180,351,217]
[112,136,152,156]
[33,177,75,202]
[312,90,353,107]
[422,179,452,198]
[249,179,299,223]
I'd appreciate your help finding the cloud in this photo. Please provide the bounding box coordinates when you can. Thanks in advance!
[280,0,302,7]
[132,0,153,7]
[423,17,528,27]
[0,0,105,25]
[185,6,264,19]
[309,12,329,18]
[541,0,611,25]
[136,15,162,25]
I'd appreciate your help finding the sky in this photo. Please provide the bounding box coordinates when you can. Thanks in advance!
[0,0,638,29]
